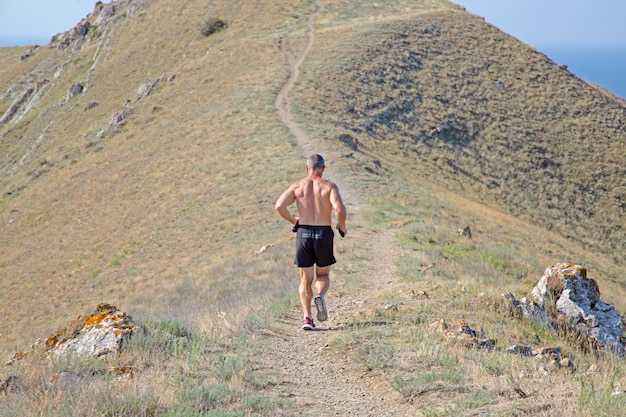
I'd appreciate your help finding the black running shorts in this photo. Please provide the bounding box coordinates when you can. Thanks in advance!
[294,225,336,268]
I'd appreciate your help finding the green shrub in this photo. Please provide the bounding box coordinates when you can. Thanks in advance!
[200,18,228,37]
[127,318,202,357]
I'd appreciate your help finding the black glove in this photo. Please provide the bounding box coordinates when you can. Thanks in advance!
[337,226,345,238]
[292,220,299,233]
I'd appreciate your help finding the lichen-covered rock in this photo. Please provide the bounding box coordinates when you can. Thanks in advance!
[46,303,141,358]
[502,292,553,330]
[126,0,147,17]
[506,344,533,357]
[437,319,496,351]
[531,263,626,355]
[135,78,159,101]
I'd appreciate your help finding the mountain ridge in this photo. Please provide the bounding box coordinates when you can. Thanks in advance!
[1,1,626,415]
[1,0,624,358]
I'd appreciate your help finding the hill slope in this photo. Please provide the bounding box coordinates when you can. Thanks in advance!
[293,7,626,262]
[1,0,626,415]
[0,0,308,349]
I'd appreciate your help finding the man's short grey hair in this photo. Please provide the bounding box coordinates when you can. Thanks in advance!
[306,154,325,169]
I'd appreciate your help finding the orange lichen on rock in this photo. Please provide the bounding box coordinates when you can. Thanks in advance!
[111,365,134,377]
[3,351,30,366]
[6,303,141,362]
[84,313,109,326]
[561,263,587,279]
[45,335,58,349]
[530,264,625,354]
[47,303,140,358]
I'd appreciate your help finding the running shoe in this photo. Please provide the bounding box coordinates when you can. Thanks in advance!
[314,294,328,322]
[302,316,315,330]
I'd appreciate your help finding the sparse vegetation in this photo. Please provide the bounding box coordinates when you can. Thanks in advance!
[0,319,292,416]
[200,18,228,37]
[1,0,625,415]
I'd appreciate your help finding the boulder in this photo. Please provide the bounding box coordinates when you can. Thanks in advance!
[68,83,84,98]
[135,78,159,101]
[339,133,359,150]
[531,263,626,354]
[46,303,141,358]
[73,22,91,38]
[95,3,117,25]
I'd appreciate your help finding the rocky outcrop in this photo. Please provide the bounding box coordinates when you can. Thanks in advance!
[507,263,626,355]
[506,345,576,372]
[432,318,496,351]
[135,78,159,101]
[3,304,139,397]
[0,87,34,124]
[5,303,141,365]
[532,263,626,354]
[45,303,141,358]
[93,74,173,141]
[126,0,146,18]
[502,292,553,330]
[53,0,147,50]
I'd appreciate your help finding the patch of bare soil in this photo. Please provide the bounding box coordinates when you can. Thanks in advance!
[262,1,416,415]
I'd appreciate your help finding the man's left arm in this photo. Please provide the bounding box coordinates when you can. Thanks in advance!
[330,184,347,236]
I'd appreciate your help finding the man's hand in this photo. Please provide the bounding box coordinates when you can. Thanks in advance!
[337,224,347,238]
[292,219,300,233]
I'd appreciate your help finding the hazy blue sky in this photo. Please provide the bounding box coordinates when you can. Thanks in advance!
[452,0,626,46]
[1,0,625,46]
[0,0,95,45]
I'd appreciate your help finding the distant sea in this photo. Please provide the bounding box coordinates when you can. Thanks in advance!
[537,44,626,100]
[0,36,50,47]
[1,36,625,100]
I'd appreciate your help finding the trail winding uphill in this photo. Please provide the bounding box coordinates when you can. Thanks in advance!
[274,1,320,155]
[264,1,415,415]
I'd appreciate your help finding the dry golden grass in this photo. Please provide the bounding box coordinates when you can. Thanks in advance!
[0,0,303,349]
[1,0,626,415]
[295,6,626,264]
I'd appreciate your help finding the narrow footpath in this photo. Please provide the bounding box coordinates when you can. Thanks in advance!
[262,1,416,415]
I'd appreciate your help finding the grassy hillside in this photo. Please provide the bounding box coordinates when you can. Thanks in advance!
[294,7,626,264]
[1,0,625,415]
[0,0,306,349]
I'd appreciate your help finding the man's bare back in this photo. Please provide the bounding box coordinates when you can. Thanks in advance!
[275,157,346,233]
[280,176,341,226]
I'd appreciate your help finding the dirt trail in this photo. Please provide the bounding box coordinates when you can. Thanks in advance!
[265,1,415,415]
[273,0,320,158]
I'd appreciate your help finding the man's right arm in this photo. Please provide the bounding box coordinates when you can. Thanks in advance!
[275,185,299,225]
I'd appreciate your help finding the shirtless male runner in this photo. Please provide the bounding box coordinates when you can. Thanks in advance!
[275,154,347,330]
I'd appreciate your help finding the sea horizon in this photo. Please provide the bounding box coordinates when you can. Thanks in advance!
[0,35,50,48]
[537,44,626,100]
